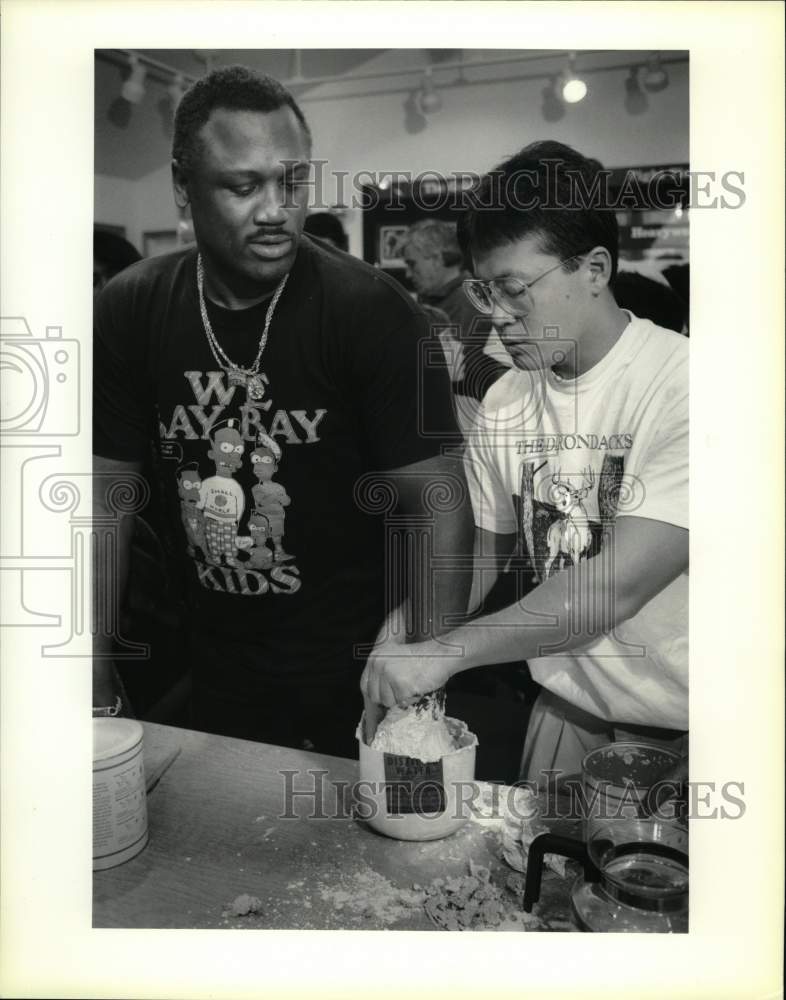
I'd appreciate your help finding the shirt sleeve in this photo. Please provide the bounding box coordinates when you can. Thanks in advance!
[92,273,154,462]
[624,352,689,530]
[463,411,518,535]
[351,307,460,471]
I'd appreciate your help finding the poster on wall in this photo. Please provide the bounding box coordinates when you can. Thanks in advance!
[378,225,410,268]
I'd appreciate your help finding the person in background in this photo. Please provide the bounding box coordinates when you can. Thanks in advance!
[662,262,689,335]
[302,211,349,252]
[363,141,688,785]
[611,269,688,335]
[400,219,508,435]
[92,66,472,757]
[93,227,142,296]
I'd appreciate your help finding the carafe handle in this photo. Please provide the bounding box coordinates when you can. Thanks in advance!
[522,832,600,912]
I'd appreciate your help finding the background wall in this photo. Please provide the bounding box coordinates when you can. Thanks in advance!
[95,48,689,256]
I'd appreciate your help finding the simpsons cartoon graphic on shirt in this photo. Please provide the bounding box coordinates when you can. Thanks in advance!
[158,370,311,596]
[177,461,207,557]
[198,417,247,567]
[250,432,293,563]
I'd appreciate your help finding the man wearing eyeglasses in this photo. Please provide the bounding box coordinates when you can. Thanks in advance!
[362,141,688,784]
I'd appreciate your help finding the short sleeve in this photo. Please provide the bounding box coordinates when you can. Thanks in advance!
[93,275,154,462]
[463,413,518,534]
[625,356,688,530]
[352,309,460,470]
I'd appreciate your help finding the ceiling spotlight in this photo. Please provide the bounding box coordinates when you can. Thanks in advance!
[560,54,587,104]
[121,54,147,104]
[541,78,565,122]
[168,73,186,111]
[416,69,443,115]
[624,67,648,115]
[643,53,669,93]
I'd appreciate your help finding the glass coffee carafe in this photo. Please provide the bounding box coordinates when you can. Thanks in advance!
[523,741,688,932]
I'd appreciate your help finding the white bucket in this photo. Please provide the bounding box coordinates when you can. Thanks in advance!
[356,714,477,841]
[93,718,149,870]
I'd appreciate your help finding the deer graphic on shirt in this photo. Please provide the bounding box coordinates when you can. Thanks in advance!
[543,467,595,578]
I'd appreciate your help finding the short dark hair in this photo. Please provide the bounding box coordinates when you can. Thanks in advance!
[93,226,141,278]
[458,140,619,279]
[611,270,687,333]
[303,212,349,252]
[173,65,311,172]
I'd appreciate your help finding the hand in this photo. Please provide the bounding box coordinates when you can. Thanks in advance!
[93,660,135,718]
[360,637,455,709]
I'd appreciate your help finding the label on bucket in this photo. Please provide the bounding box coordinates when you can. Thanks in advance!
[383,754,446,815]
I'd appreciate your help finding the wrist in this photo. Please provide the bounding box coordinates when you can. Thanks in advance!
[435,627,477,676]
[92,695,123,718]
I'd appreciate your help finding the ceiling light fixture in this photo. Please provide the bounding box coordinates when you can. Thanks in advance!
[167,73,186,111]
[624,67,648,115]
[121,54,147,104]
[560,53,587,104]
[541,77,565,122]
[416,68,443,114]
[643,53,669,93]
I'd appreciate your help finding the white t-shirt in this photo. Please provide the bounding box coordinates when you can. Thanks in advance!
[465,313,688,730]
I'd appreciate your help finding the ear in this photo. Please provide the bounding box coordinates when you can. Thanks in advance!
[172,159,190,210]
[585,246,613,295]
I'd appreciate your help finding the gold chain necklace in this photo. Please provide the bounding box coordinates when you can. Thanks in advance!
[196,253,289,402]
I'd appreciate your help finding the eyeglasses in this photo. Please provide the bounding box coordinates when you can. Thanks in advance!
[463,253,586,317]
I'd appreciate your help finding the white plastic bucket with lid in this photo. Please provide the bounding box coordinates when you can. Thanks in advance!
[356,714,477,841]
[93,718,149,870]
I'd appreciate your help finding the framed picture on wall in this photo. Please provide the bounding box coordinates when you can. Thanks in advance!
[95,222,127,238]
[378,225,409,268]
[143,229,178,258]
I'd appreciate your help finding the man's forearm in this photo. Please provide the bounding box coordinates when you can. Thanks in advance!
[388,455,474,642]
[443,553,631,675]
[439,516,688,676]
[92,511,136,704]
[427,498,474,637]
[363,517,688,708]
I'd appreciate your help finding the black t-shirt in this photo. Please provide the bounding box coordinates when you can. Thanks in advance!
[94,237,457,679]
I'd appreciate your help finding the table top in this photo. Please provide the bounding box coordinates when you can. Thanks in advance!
[93,722,575,931]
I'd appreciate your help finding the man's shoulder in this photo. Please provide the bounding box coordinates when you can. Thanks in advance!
[302,236,421,322]
[100,246,196,305]
[627,314,688,365]
[622,315,688,398]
